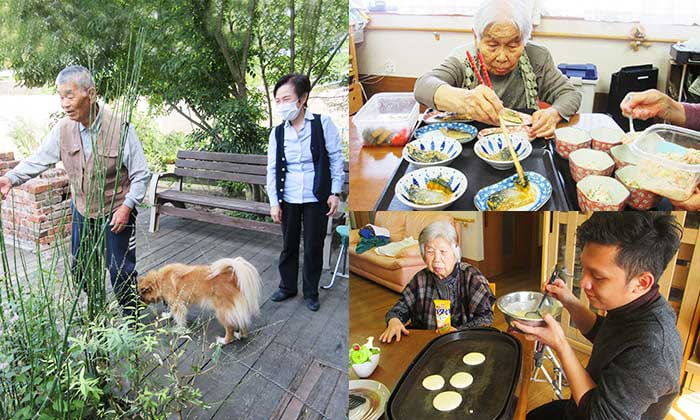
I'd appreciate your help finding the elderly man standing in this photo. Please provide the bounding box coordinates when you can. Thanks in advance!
[0,65,151,317]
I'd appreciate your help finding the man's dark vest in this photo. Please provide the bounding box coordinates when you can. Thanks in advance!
[274,114,331,204]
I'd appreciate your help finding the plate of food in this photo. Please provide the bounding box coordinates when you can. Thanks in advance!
[423,108,472,124]
[349,379,390,420]
[477,126,533,142]
[474,130,533,170]
[473,172,552,211]
[500,108,532,126]
[395,166,467,210]
[402,136,462,168]
[414,122,478,144]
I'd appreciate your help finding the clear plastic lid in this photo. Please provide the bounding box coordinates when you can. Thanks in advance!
[352,92,419,123]
[629,123,700,173]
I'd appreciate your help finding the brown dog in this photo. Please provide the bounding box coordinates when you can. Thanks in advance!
[138,257,262,345]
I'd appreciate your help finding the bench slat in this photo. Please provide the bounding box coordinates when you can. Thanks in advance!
[175,158,267,175]
[158,190,270,214]
[159,206,280,235]
[174,168,267,185]
[177,150,267,165]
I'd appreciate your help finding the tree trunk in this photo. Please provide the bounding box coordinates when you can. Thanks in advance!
[257,29,273,128]
[289,0,295,72]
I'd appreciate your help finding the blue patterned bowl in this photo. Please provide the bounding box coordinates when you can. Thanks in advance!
[473,172,552,211]
[414,122,478,144]
[395,166,468,210]
[474,133,532,170]
[402,136,462,168]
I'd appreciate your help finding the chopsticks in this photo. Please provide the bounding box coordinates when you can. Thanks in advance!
[499,115,527,187]
[466,50,492,89]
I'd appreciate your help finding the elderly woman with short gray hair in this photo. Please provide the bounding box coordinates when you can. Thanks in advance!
[414,0,581,139]
[379,221,495,343]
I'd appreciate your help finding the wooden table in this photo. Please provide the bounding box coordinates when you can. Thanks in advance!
[349,327,535,419]
[349,113,620,210]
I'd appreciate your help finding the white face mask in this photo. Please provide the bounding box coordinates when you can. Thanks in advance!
[277,100,302,121]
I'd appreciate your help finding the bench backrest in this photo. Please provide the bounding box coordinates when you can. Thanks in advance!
[175,150,350,193]
[175,151,268,185]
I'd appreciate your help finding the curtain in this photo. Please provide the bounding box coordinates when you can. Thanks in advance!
[366,0,699,26]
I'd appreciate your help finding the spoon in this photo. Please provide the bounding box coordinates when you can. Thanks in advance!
[625,95,635,133]
[525,265,565,318]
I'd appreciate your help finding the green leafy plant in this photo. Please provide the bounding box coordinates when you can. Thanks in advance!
[0,30,210,420]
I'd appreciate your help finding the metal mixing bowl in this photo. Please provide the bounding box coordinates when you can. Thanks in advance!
[496,291,563,329]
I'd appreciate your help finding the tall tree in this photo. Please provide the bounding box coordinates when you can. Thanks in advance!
[0,0,347,150]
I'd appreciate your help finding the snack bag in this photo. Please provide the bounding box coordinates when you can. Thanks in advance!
[434,299,451,334]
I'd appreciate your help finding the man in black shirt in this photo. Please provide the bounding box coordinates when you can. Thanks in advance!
[516,212,683,420]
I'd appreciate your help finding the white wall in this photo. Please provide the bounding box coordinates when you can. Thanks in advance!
[356,13,700,93]
[458,211,484,262]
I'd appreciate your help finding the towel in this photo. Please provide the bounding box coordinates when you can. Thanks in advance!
[375,237,419,257]
[356,237,390,254]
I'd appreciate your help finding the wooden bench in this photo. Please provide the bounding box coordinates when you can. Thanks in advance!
[149,151,349,263]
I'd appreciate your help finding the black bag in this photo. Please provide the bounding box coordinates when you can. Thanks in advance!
[606,64,658,131]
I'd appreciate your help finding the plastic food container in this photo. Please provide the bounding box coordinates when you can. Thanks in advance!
[590,127,624,153]
[554,127,591,159]
[629,124,700,201]
[569,149,614,183]
[615,166,661,210]
[576,175,630,211]
[353,92,420,147]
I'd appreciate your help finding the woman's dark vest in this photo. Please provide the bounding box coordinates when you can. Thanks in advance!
[274,114,331,204]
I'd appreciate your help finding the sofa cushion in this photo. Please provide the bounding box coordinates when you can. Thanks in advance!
[373,212,408,243]
[351,247,425,270]
[396,244,421,258]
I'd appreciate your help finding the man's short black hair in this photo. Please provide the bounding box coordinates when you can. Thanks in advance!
[273,73,311,106]
[576,212,682,282]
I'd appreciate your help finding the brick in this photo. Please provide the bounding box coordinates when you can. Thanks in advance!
[25,183,50,194]
[0,152,15,161]
[0,161,18,170]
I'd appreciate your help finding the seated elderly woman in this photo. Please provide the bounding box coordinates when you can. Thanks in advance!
[379,221,495,343]
[414,0,582,139]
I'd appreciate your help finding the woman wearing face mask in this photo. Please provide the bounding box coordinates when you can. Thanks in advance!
[265,73,345,312]
[414,0,581,139]
[378,221,495,344]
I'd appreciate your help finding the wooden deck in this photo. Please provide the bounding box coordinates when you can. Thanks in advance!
[1,210,348,420]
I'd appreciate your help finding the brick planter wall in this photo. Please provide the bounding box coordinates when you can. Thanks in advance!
[0,152,72,252]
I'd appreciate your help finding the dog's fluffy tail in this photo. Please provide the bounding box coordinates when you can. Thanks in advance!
[208,257,262,325]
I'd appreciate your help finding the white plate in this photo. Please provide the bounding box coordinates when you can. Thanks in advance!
[474,133,532,170]
[402,136,462,168]
[473,172,552,211]
[349,379,390,420]
[414,122,478,144]
[395,166,468,210]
